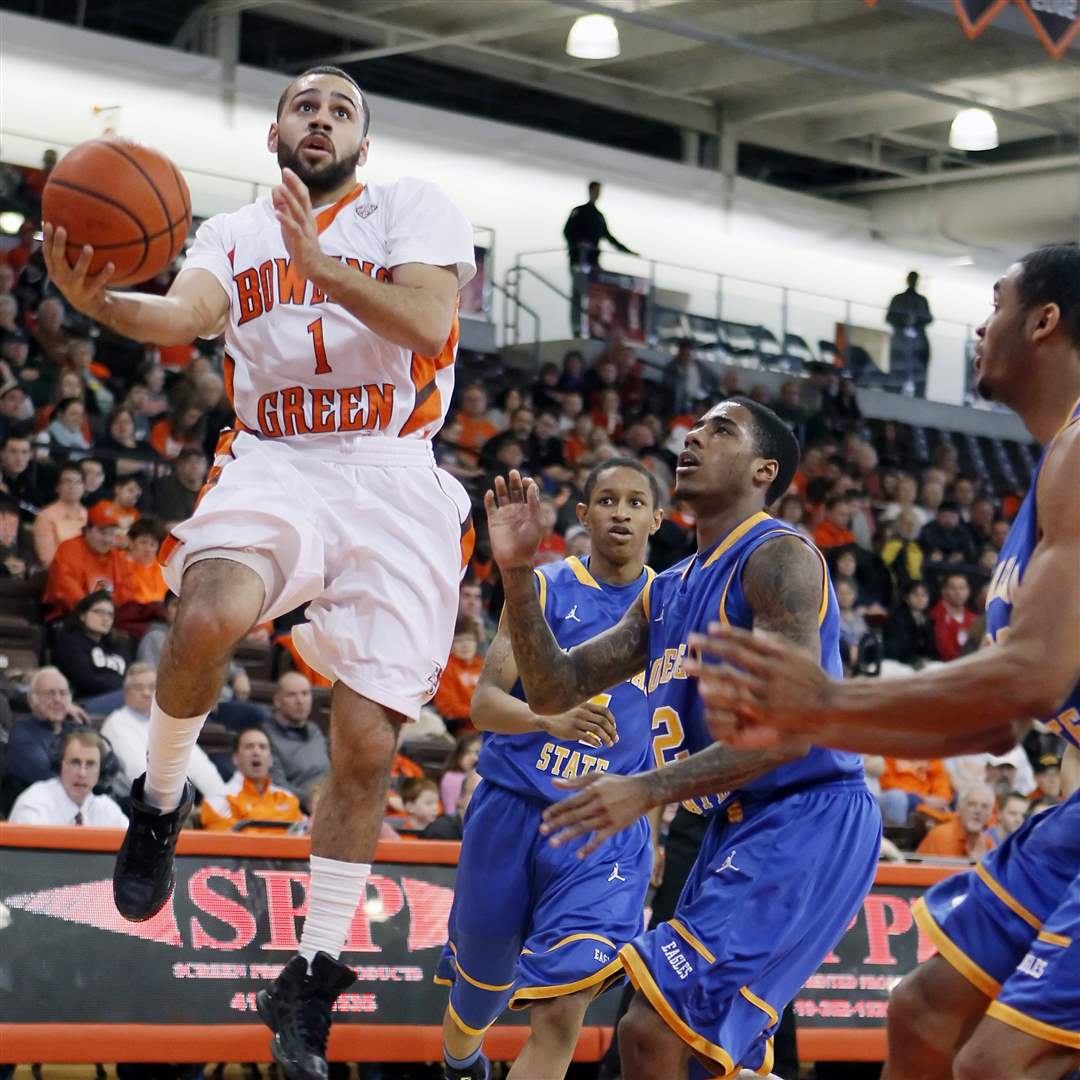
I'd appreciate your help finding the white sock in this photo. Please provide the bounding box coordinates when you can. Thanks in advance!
[298,855,370,965]
[143,697,208,812]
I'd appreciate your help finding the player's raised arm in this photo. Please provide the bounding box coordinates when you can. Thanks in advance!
[486,471,649,715]
[42,224,229,346]
[470,626,617,746]
[541,534,822,856]
[272,169,461,357]
[696,420,1080,755]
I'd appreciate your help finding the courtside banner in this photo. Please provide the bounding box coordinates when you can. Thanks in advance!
[0,828,960,1061]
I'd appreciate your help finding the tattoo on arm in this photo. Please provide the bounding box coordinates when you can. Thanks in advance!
[637,536,821,801]
[503,567,649,713]
[646,743,795,805]
[742,535,824,658]
[567,596,650,703]
[477,630,517,693]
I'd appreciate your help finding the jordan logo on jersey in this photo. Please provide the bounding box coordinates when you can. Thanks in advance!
[715,850,740,875]
[565,605,582,622]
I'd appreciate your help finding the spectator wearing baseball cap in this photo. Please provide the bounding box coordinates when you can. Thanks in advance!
[42,500,135,620]
[1031,753,1063,804]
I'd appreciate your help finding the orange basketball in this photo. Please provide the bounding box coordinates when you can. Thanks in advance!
[42,136,192,287]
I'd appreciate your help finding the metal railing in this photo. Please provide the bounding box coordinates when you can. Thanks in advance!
[491,277,541,367]
[505,247,977,405]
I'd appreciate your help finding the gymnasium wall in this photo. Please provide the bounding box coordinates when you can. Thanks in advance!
[1,11,998,403]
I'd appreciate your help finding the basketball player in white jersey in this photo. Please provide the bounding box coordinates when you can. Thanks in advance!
[43,66,476,1080]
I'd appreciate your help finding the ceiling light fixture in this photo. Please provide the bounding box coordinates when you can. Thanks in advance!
[566,14,620,60]
[949,108,998,151]
[0,211,24,235]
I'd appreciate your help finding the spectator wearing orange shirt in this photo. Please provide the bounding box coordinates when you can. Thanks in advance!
[33,463,87,567]
[879,756,954,825]
[533,496,567,566]
[2,222,37,276]
[393,776,442,833]
[433,616,485,728]
[916,783,996,862]
[121,516,167,607]
[43,502,134,620]
[149,403,206,460]
[562,413,593,466]
[455,384,499,454]
[200,727,303,835]
[385,735,426,816]
[927,572,976,662]
[95,474,142,541]
[812,494,856,550]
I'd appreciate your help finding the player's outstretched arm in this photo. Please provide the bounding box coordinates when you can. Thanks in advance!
[470,628,618,747]
[695,422,1080,754]
[42,225,229,345]
[540,535,821,855]
[486,471,649,715]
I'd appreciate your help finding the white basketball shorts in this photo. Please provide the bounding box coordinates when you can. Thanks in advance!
[160,430,475,719]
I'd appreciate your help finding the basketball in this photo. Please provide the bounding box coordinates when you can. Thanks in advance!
[41,136,191,286]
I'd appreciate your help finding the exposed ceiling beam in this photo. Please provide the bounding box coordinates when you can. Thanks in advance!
[823,152,1080,195]
[317,9,575,65]
[265,0,716,124]
[416,41,721,132]
[555,0,1072,137]
[658,15,948,96]
[809,68,1080,143]
[742,121,925,179]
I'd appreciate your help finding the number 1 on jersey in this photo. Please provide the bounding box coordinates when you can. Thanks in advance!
[307,317,332,375]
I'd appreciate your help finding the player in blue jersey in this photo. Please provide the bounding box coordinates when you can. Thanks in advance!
[693,245,1080,1078]
[487,397,882,1079]
[438,458,663,1080]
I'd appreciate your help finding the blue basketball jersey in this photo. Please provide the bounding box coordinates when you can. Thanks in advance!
[642,512,863,812]
[476,556,654,803]
[985,400,1080,751]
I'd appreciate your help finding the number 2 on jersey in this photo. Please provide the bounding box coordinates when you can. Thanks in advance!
[651,706,713,815]
[307,317,332,375]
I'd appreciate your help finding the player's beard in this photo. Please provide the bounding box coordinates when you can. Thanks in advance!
[277,139,362,204]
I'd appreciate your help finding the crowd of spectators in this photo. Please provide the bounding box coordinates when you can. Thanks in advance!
[0,167,1067,865]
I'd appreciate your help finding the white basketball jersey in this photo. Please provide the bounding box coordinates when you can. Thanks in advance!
[180,176,475,449]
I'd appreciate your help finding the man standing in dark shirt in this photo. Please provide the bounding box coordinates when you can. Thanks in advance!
[886,271,933,396]
[563,181,637,337]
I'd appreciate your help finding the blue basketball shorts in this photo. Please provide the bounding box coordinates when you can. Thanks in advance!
[619,782,881,1076]
[914,787,1080,1049]
[435,778,652,1036]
